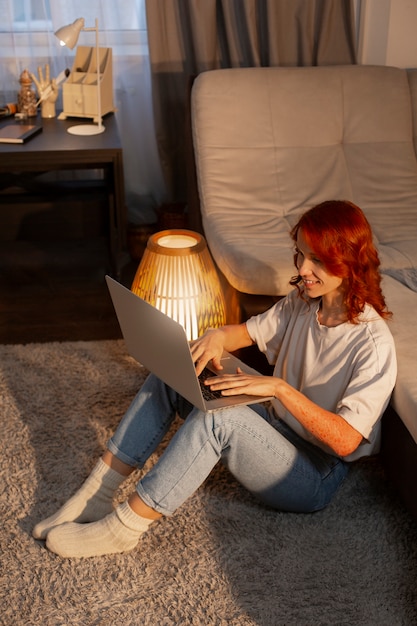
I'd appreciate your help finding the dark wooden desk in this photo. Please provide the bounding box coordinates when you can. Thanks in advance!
[0,114,126,277]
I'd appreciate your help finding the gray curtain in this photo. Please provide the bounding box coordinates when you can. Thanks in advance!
[145,0,357,216]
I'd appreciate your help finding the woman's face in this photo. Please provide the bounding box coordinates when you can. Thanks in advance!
[295,229,344,300]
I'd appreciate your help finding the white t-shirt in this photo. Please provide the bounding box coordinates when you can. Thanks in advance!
[246,289,397,462]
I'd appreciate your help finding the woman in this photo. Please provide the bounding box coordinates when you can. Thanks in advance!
[33,200,397,558]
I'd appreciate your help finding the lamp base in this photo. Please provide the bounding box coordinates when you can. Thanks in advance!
[67,124,105,136]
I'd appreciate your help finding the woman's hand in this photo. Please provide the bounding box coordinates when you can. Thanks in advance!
[190,328,226,376]
[205,368,278,398]
[190,323,255,376]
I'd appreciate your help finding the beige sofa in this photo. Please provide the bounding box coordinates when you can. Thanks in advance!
[191,65,417,520]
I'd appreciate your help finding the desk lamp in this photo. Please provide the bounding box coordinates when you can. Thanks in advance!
[131,230,226,341]
[54,17,104,135]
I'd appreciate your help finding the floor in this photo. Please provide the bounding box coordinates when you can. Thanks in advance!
[0,237,138,344]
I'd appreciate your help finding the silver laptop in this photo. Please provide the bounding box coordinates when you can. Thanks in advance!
[106,276,273,412]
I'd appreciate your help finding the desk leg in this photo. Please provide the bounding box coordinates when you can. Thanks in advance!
[108,153,128,279]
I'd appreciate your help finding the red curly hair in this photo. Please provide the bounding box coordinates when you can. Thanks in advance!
[290,200,391,322]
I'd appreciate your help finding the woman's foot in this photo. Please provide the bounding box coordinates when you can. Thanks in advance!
[46,502,154,558]
[33,458,127,540]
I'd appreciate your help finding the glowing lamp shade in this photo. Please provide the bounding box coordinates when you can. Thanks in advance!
[131,230,226,341]
[55,18,84,49]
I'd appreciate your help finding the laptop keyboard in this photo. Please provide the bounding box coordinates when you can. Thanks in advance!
[198,367,224,400]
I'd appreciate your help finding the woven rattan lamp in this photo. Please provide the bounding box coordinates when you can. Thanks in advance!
[131,230,226,341]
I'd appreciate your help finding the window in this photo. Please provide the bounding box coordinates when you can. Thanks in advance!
[1,0,146,32]
[0,1,148,60]
[9,0,52,30]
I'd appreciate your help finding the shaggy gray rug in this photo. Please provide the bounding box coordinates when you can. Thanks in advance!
[1,340,417,626]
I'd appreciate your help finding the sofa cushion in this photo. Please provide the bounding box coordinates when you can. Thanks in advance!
[192,65,417,295]
[382,275,417,445]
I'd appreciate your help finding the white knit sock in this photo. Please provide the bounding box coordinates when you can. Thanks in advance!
[33,458,127,540]
[45,501,154,558]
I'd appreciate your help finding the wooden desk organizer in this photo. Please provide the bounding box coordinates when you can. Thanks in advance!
[59,46,115,122]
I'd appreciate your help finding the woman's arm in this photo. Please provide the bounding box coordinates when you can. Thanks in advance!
[206,371,363,457]
[273,378,363,457]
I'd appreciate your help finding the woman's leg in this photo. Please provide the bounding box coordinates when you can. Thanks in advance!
[136,403,349,515]
[106,373,194,468]
[46,403,348,558]
[34,374,190,540]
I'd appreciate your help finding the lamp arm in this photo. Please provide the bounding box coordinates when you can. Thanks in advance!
[95,19,102,130]
[81,18,102,130]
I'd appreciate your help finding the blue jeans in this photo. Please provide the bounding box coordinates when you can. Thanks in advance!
[108,374,349,516]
